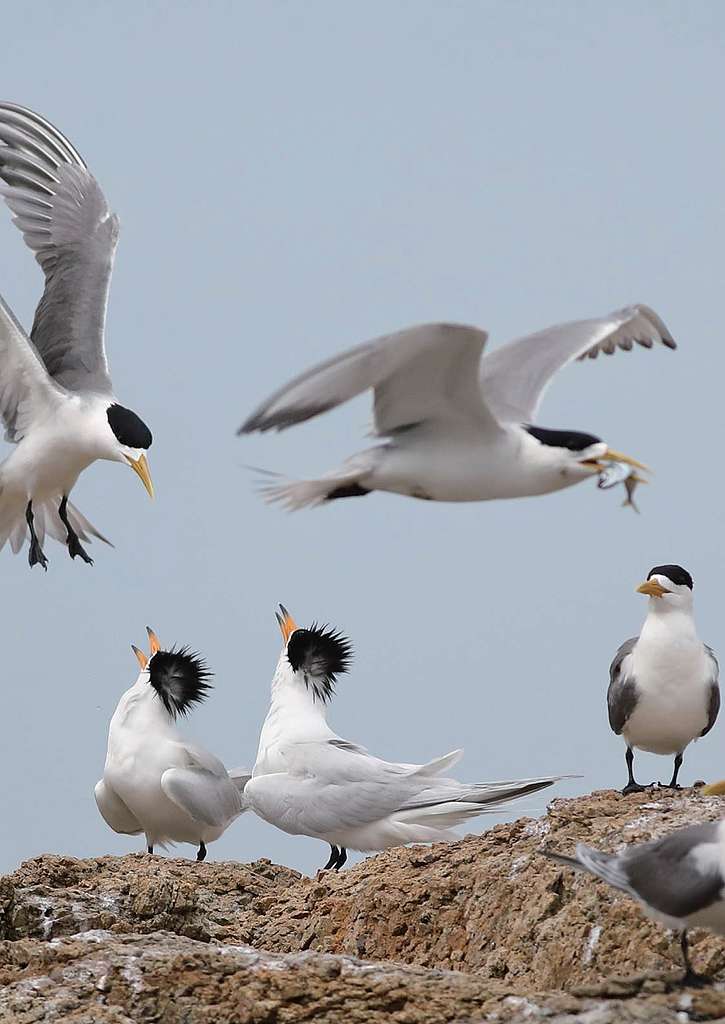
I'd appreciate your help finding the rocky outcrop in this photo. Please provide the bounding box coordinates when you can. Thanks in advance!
[2,786,725,1022]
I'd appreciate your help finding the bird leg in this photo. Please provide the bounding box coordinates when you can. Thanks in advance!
[25,501,48,570]
[621,747,648,795]
[679,930,711,987]
[197,841,207,862]
[322,844,340,870]
[663,752,684,790]
[58,496,93,564]
[147,843,154,855]
[334,846,348,870]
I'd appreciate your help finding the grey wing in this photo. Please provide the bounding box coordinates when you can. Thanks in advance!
[0,293,64,442]
[623,822,723,918]
[240,322,500,437]
[161,766,244,829]
[480,305,675,424]
[0,103,117,393]
[94,779,143,836]
[607,637,639,735]
[701,646,720,737]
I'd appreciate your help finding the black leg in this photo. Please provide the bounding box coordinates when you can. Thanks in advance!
[25,501,48,571]
[322,844,339,870]
[334,847,348,871]
[666,752,684,789]
[147,843,154,855]
[197,841,207,862]
[680,930,711,987]
[58,496,93,565]
[621,747,647,795]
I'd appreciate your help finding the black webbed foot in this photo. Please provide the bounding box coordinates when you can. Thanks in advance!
[681,970,712,988]
[28,539,48,571]
[67,533,93,565]
[621,781,652,795]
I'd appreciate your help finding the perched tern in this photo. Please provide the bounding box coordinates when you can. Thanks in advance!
[545,820,725,986]
[608,565,719,795]
[245,605,570,871]
[239,306,674,510]
[0,103,154,569]
[95,628,249,860]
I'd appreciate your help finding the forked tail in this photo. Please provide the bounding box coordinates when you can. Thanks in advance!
[253,460,373,511]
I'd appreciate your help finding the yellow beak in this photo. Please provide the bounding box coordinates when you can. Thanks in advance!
[601,449,651,472]
[636,579,670,598]
[275,603,298,643]
[125,453,154,498]
[146,626,161,655]
[131,644,148,670]
[702,780,725,796]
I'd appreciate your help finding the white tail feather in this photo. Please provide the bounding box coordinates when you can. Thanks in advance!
[0,491,111,556]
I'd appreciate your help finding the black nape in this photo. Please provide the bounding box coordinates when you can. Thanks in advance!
[107,404,153,449]
[525,425,601,451]
[647,564,694,590]
[148,648,213,719]
[286,624,353,702]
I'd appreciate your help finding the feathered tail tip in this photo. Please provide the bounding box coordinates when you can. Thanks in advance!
[0,496,112,554]
[148,647,213,719]
[256,475,333,511]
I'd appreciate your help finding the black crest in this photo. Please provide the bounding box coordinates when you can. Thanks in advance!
[148,648,213,718]
[287,624,353,703]
[648,564,694,590]
[107,404,153,449]
[525,425,602,451]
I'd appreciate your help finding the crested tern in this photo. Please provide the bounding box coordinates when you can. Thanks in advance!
[0,103,154,569]
[608,565,719,795]
[244,605,570,871]
[239,307,674,510]
[95,628,249,860]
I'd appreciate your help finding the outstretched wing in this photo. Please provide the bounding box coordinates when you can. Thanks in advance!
[94,779,143,836]
[0,103,118,394]
[480,305,675,424]
[240,322,500,437]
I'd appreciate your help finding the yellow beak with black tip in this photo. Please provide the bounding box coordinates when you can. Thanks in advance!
[131,644,148,670]
[581,449,651,474]
[125,453,154,498]
[636,579,670,598]
[276,604,298,643]
[146,626,161,655]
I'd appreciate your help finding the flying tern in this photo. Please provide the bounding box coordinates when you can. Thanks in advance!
[95,627,249,860]
[546,819,725,986]
[0,103,154,569]
[244,605,570,871]
[608,565,719,795]
[239,306,674,510]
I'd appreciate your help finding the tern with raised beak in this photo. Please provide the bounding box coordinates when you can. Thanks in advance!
[244,605,571,871]
[239,306,674,510]
[0,103,154,569]
[608,565,719,795]
[545,820,725,987]
[95,628,249,861]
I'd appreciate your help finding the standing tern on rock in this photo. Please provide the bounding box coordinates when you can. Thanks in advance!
[0,103,154,569]
[244,605,571,871]
[239,307,674,510]
[608,565,719,795]
[95,628,250,861]
[545,820,725,986]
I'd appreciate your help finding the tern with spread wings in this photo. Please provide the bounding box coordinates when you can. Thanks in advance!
[240,307,674,510]
[95,628,249,861]
[0,103,154,569]
[245,605,571,871]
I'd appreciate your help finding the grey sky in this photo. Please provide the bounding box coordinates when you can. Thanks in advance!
[1,1,724,875]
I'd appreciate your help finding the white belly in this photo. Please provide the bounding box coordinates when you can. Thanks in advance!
[624,678,710,755]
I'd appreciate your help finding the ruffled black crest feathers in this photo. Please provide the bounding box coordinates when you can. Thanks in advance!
[148,647,213,718]
[287,623,353,703]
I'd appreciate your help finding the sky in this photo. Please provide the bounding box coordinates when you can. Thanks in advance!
[1,0,724,876]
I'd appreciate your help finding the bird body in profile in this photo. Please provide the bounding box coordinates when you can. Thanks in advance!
[95,628,249,860]
[240,308,674,510]
[245,605,570,871]
[0,103,154,569]
[608,565,719,794]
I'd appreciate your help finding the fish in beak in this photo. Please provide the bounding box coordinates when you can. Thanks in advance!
[276,604,298,644]
[125,453,154,498]
[636,578,670,598]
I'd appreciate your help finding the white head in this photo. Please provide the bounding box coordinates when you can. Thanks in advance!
[101,402,154,498]
[636,564,695,613]
[524,426,647,483]
[273,604,353,703]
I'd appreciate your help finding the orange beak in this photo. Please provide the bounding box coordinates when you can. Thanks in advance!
[275,604,298,643]
[146,626,161,655]
[131,644,148,670]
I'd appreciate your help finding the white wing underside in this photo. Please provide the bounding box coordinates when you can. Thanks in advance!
[0,294,64,442]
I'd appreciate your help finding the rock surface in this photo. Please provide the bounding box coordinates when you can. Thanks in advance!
[2,787,725,1022]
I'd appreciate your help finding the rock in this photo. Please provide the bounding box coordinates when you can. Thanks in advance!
[2,787,725,1022]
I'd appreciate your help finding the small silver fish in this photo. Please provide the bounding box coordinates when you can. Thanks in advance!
[598,461,646,513]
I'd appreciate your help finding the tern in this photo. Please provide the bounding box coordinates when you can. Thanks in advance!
[545,819,725,986]
[95,628,249,861]
[239,307,674,510]
[608,565,719,795]
[0,103,154,569]
[244,605,570,871]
